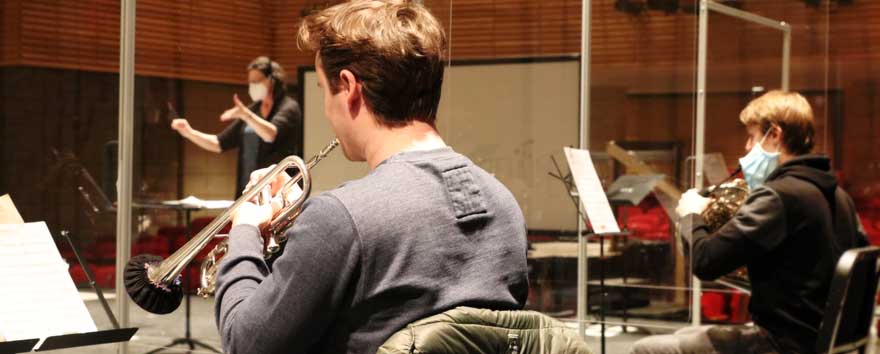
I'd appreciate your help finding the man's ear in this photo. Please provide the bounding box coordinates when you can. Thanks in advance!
[339,69,361,116]
[769,124,785,150]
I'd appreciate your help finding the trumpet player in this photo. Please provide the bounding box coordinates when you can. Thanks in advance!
[631,90,868,354]
[212,2,529,354]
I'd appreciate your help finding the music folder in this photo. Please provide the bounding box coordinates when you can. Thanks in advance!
[606,174,664,206]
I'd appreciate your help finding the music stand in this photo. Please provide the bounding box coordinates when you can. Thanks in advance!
[604,175,663,339]
[550,152,640,354]
[0,231,138,354]
[135,202,223,354]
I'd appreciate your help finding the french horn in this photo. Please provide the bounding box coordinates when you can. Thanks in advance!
[700,177,751,286]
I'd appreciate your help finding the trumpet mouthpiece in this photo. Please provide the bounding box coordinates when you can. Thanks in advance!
[124,254,183,314]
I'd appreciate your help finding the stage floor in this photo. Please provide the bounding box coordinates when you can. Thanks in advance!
[41,290,878,354]
[47,290,652,354]
[42,291,223,354]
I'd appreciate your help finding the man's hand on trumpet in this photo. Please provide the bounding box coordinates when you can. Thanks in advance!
[232,165,304,228]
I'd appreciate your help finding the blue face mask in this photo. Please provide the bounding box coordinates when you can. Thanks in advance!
[738,129,780,191]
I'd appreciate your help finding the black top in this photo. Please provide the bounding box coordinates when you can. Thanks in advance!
[681,155,868,354]
[239,125,260,194]
[217,95,302,196]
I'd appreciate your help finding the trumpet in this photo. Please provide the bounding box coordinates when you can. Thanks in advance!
[124,139,339,314]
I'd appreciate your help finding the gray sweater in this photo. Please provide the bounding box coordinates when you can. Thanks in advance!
[214,148,529,354]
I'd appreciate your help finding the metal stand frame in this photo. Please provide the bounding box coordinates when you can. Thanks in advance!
[577,0,592,341]
[144,210,221,354]
[116,1,135,354]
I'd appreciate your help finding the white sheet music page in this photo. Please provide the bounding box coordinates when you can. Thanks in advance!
[162,195,233,209]
[0,222,97,341]
[564,147,621,234]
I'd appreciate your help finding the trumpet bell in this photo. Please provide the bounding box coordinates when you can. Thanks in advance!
[124,254,183,314]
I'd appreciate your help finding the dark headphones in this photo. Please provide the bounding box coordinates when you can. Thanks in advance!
[261,58,275,81]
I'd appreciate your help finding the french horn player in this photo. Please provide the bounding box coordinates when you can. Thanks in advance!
[631,91,869,354]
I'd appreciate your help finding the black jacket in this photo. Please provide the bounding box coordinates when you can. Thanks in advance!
[217,96,303,196]
[681,155,868,354]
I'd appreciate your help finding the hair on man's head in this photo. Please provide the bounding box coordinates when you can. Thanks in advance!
[298,0,447,127]
[740,90,816,155]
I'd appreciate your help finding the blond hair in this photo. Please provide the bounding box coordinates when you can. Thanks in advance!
[298,0,447,127]
[739,90,815,154]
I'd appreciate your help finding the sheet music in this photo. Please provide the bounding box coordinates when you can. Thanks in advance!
[0,194,24,224]
[564,147,621,234]
[0,222,97,341]
[162,195,233,209]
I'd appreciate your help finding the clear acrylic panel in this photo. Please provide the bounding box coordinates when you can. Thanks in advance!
[585,1,842,351]
[0,0,122,349]
[699,9,782,331]
[587,0,700,339]
[430,0,584,325]
[127,1,276,351]
[827,1,880,248]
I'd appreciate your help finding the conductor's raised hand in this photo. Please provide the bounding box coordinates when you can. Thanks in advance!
[220,94,253,122]
[170,118,191,135]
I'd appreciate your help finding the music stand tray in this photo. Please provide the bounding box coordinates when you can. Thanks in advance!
[606,174,664,206]
[36,328,138,352]
[0,329,137,354]
[0,339,40,354]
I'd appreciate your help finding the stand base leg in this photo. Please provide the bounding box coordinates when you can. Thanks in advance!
[143,337,221,354]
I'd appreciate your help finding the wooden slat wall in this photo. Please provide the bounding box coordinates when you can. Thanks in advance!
[17,1,120,73]
[270,0,340,82]
[0,1,878,84]
[133,0,274,83]
[0,1,21,65]
[1,0,274,84]
[423,0,582,59]
[829,1,880,61]
[270,0,868,76]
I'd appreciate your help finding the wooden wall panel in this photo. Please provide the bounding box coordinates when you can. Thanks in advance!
[423,0,582,59]
[0,1,21,65]
[270,0,339,83]
[15,1,120,74]
[1,0,878,85]
[830,1,880,61]
[133,0,274,84]
[2,0,274,84]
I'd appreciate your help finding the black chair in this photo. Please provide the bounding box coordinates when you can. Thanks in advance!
[816,246,880,354]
